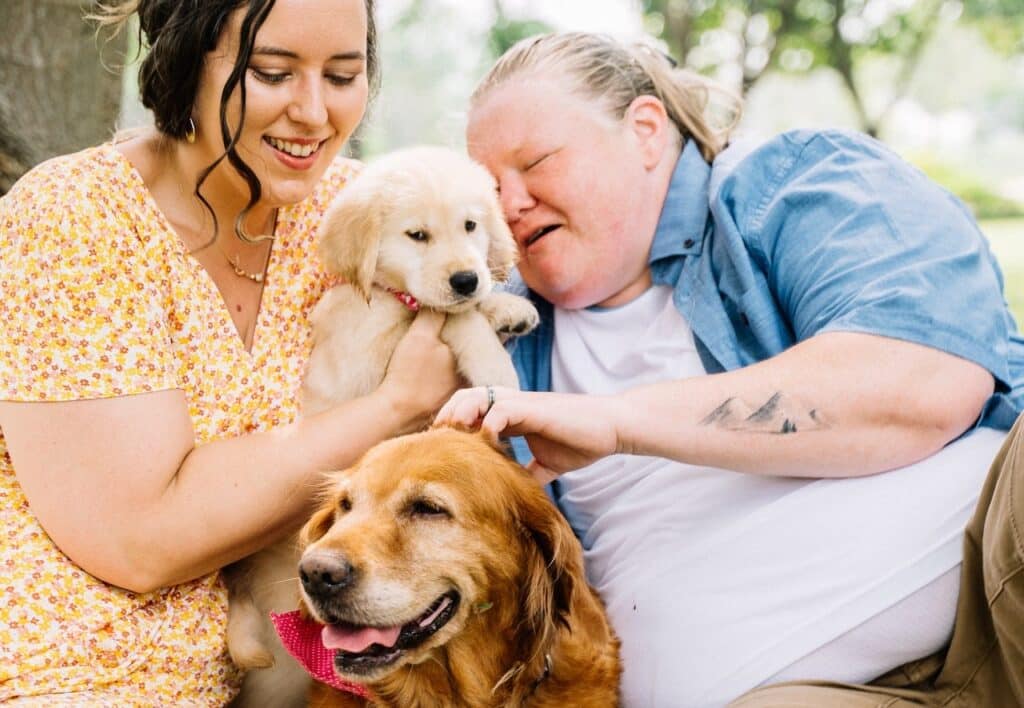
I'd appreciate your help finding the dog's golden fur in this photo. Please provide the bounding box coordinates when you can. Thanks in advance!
[298,427,621,708]
[227,147,539,706]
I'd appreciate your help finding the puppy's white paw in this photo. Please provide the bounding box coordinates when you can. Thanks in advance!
[478,292,539,338]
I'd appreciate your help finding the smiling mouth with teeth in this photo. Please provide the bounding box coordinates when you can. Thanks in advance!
[265,136,323,158]
[527,224,560,246]
[320,591,461,676]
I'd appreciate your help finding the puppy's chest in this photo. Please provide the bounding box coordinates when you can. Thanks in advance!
[304,285,416,401]
[311,286,415,345]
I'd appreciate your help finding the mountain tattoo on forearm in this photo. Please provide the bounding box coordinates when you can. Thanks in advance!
[700,392,829,434]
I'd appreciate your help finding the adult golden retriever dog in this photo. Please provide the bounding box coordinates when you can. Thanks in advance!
[227,147,539,706]
[299,427,621,707]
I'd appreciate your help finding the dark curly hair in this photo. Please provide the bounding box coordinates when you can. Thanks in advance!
[95,0,379,243]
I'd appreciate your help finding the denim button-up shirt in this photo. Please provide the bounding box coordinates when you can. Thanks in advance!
[508,129,1024,462]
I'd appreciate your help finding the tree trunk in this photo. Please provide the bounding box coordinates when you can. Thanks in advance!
[0,0,126,193]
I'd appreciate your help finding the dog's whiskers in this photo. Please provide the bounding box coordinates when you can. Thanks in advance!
[255,575,300,591]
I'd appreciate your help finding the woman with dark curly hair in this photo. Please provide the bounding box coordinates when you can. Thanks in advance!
[0,1,458,704]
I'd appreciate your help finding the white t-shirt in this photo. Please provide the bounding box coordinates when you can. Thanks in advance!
[551,285,1004,708]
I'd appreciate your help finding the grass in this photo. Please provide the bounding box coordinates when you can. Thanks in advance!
[980,219,1024,325]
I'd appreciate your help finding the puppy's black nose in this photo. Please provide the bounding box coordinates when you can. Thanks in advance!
[449,270,479,297]
[299,552,355,598]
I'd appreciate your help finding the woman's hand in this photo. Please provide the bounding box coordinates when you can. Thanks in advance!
[435,387,622,482]
[379,310,461,434]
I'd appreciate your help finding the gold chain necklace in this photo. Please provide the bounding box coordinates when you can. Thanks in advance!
[218,212,276,284]
[221,246,267,283]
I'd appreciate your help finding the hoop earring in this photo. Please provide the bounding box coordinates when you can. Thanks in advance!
[185,117,197,144]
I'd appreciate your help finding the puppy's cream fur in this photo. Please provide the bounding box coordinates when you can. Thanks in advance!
[228,147,538,706]
[303,145,538,414]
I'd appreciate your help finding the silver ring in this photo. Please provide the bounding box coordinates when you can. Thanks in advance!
[484,386,495,415]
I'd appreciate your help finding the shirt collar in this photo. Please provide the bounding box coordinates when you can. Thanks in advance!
[648,139,711,264]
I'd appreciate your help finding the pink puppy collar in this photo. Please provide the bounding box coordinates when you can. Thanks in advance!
[270,611,371,699]
[385,288,420,312]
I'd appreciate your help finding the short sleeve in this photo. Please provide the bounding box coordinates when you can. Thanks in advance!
[745,131,1012,386]
[0,154,177,401]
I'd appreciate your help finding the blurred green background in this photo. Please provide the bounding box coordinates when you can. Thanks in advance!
[984,220,1024,322]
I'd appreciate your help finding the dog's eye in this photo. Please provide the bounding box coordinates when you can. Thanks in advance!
[464,220,477,233]
[408,499,450,518]
[406,229,429,242]
[338,496,352,512]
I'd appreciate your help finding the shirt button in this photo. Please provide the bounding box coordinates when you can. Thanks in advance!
[683,238,695,248]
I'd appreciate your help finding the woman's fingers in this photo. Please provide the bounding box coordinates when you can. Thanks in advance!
[382,310,460,429]
[435,386,511,429]
[408,308,446,336]
[436,387,619,479]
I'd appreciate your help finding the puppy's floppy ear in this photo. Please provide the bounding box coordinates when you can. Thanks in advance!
[485,195,518,284]
[318,174,382,301]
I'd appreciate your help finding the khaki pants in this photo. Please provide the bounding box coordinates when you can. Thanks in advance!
[732,414,1024,708]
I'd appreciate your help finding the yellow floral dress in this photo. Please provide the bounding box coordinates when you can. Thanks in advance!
[0,144,357,706]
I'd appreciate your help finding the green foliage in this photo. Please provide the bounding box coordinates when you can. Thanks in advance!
[914,156,1024,220]
[644,0,947,78]
[640,0,1023,133]
[488,16,553,58]
[962,0,1024,53]
[644,0,1022,77]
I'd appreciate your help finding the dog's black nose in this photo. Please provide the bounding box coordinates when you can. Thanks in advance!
[449,271,479,297]
[299,552,355,597]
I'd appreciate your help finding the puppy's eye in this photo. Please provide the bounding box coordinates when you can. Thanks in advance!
[408,499,450,518]
[338,496,352,512]
[464,220,477,233]
[406,229,429,242]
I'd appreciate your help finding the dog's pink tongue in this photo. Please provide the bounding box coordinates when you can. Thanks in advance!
[322,623,401,653]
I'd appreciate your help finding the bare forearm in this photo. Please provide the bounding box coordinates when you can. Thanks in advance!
[617,381,942,477]
[615,333,993,477]
[126,390,411,591]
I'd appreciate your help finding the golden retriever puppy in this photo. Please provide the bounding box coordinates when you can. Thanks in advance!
[227,147,539,706]
[302,145,539,415]
[295,427,621,708]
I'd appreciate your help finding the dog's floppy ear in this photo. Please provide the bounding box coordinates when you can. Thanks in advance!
[485,198,518,284]
[515,474,582,639]
[299,499,339,549]
[318,174,382,301]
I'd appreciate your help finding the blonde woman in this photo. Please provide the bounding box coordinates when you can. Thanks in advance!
[440,32,1024,707]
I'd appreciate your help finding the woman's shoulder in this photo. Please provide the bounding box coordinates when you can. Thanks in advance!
[0,143,159,277]
[715,129,896,186]
[2,143,143,226]
[709,128,914,225]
